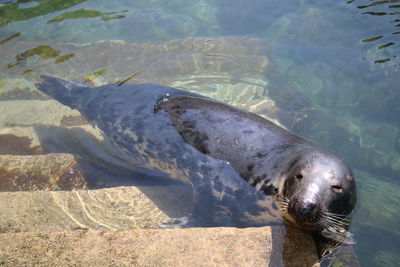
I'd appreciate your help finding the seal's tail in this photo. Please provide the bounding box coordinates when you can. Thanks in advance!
[35,76,89,110]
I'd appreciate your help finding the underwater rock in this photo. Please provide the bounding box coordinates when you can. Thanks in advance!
[0,133,42,155]
[0,37,273,139]
[287,64,325,98]
[395,131,400,154]
[115,8,200,41]
[215,0,299,35]
[372,250,400,267]
[0,123,148,180]
[0,99,80,128]
[283,61,358,109]
[0,37,269,87]
[326,113,400,176]
[354,169,400,236]
[0,78,48,101]
[356,75,400,124]
[0,37,271,127]
[170,77,280,121]
[352,169,400,266]
[356,123,400,174]
[0,154,88,191]
[390,155,400,173]
[180,1,217,25]
[0,124,101,155]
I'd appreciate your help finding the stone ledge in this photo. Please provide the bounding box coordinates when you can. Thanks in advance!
[0,227,319,267]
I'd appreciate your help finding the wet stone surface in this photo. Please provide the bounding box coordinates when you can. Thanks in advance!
[0,133,43,155]
[0,227,319,266]
[0,154,88,192]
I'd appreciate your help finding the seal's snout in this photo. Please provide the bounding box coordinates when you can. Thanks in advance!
[288,198,321,225]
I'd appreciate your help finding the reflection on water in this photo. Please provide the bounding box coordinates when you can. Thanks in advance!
[348,0,400,65]
[0,0,399,266]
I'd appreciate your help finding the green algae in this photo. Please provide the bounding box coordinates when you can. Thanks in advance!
[84,68,107,82]
[0,0,86,26]
[362,36,383,43]
[116,70,146,86]
[331,253,353,267]
[375,58,391,63]
[47,8,126,23]
[6,45,62,71]
[21,69,33,75]
[16,45,60,61]
[55,53,75,64]
[378,42,395,49]
[48,8,104,22]
[0,32,20,45]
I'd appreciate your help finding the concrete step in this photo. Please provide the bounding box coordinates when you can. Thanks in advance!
[0,227,319,267]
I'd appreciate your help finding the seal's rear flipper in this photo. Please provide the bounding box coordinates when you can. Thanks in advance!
[35,76,89,109]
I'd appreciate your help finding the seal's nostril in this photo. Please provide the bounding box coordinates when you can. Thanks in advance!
[288,200,320,224]
[295,173,303,180]
[302,202,316,214]
[332,185,343,193]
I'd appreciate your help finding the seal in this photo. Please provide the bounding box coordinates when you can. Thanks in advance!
[36,76,356,241]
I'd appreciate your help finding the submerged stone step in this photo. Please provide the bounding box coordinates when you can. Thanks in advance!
[0,153,88,191]
[0,186,185,233]
[0,227,319,266]
[0,99,79,128]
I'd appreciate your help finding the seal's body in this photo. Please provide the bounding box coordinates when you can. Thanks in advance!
[36,76,356,238]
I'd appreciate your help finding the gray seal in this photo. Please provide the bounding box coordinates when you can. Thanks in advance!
[36,76,356,241]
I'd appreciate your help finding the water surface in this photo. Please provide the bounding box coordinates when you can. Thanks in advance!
[1,0,399,266]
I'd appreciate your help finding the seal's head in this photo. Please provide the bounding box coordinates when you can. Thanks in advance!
[280,151,356,234]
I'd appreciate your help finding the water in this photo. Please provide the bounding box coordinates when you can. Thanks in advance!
[0,0,399,266]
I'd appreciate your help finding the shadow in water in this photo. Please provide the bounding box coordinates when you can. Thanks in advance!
[32,124,194,219]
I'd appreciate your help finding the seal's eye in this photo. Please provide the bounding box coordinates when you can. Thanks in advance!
[332,185,343,193]
[295,174,303,180]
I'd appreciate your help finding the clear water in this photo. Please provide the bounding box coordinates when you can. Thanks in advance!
[0,0,399,266]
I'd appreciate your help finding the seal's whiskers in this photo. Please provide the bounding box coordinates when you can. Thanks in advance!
[276,194,289,211]
[320,212,350,232]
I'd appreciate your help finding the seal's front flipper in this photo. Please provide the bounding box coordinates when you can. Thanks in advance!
[313,231,360,267]
[158,95,245,160]
[157,95,273,185]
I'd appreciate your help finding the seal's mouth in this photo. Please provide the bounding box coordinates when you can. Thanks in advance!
[276,194,349,232]
[286,214,321,231]
[286,197,322,226]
